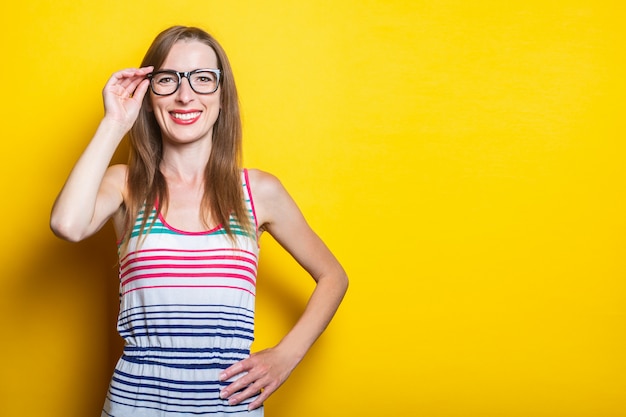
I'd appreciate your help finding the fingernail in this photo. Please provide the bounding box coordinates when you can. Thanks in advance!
[219,372,226,381]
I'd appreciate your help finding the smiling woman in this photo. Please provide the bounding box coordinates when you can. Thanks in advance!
[49,25,348,417]
[148,41,222,149]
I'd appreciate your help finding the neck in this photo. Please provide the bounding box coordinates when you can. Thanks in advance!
[160,139,212,184]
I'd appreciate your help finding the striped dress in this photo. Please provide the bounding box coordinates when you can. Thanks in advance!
[102,170,262,417]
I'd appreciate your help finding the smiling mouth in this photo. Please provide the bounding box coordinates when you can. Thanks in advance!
[171,111,201,120]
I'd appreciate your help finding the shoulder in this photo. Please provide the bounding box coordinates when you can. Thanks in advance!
[245,168,296,230]
[246,168,284,199]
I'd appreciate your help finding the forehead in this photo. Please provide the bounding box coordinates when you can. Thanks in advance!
[160,40,219,71]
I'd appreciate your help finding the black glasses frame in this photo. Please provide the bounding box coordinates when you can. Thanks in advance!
[147,68,222,96]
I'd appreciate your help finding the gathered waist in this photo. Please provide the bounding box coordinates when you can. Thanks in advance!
[121,345,250,370]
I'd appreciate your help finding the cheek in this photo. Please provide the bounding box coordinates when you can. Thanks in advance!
[149,94,168,115]
[150,104,170,130]
[151,99,170,120]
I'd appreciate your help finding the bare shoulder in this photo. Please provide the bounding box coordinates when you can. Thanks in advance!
[247,168,285,199]
[246,169,342,283]
[246,168,298,231]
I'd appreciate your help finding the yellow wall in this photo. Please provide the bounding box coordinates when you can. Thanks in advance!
[1,1,625,416]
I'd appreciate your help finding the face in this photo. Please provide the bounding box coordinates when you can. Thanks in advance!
[150,40,221,145]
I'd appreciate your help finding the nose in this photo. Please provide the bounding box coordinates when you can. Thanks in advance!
[175,75,195,102]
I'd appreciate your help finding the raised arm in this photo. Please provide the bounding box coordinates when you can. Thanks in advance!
[50,67,153,242]
[219,169,349,410]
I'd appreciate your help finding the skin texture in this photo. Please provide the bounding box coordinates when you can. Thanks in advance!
[50,39,348,411]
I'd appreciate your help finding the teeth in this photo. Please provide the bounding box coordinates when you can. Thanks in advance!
[172,112,201,120]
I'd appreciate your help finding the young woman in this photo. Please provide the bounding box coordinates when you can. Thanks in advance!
[50,25,348,416]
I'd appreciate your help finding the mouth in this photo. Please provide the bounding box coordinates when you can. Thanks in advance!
[169,110,202,124]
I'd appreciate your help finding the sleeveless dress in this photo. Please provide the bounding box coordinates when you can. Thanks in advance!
[102,170,263,417]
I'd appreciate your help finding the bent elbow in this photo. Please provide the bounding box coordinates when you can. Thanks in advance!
[340,272,349,294]
[330,267,349,296]
[50,217,86,243]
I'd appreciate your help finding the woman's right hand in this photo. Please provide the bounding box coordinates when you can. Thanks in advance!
[102,66,154,130]
[50,66,154,242]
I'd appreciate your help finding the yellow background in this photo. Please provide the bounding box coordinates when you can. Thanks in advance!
[1,1,625,416]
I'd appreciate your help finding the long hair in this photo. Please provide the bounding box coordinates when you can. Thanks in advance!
[122,26,249,251]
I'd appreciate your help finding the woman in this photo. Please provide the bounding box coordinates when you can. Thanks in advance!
[50,25,348,416]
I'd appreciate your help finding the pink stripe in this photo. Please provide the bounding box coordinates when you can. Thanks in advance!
[121,262,256,281]
[122,285,256,297]
[120,247,257,265]
[121,254,257,271]
[244,168,260,237]
[121,271,256,288]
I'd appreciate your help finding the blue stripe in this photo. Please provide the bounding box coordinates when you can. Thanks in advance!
[119,310,255,322]
[119,304,255,317]
[106,395,250,415]
[114,369,219,386]
[121,347,249,363]
[121,356,245,364]
[123,346,250,355]
[109,389,223,408]
[119,324,252,332]
[120,356,234,370]
[110,383,223,401]
[119,316,255,328]
[118,331,255,340]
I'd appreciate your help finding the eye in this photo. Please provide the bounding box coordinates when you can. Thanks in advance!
[153,72,178,84]
[192,72,217,84]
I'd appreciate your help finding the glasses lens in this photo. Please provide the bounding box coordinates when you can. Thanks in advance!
[190,70,219,94]
[151,71,179,95]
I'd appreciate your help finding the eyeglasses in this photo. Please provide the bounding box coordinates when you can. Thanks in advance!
[147,68,221,96]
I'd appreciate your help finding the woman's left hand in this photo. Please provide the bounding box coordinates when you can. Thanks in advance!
[219,346,299,410]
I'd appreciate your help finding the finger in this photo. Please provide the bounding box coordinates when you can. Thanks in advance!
[117,67,152,77]
[220,371,257,399]
[246,380,277,411]
[119,71,150,92]
[127,76,149,98]
[248,388,273,411]
[104,73,149,105]
[132,78,150,100]
[105,69,139,87]
[129,67,154,87]
[105,68,152,91]
[219,359,250,382]
[226,380,266,406]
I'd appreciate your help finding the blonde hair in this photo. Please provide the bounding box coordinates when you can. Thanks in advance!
[122,26,250,250]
